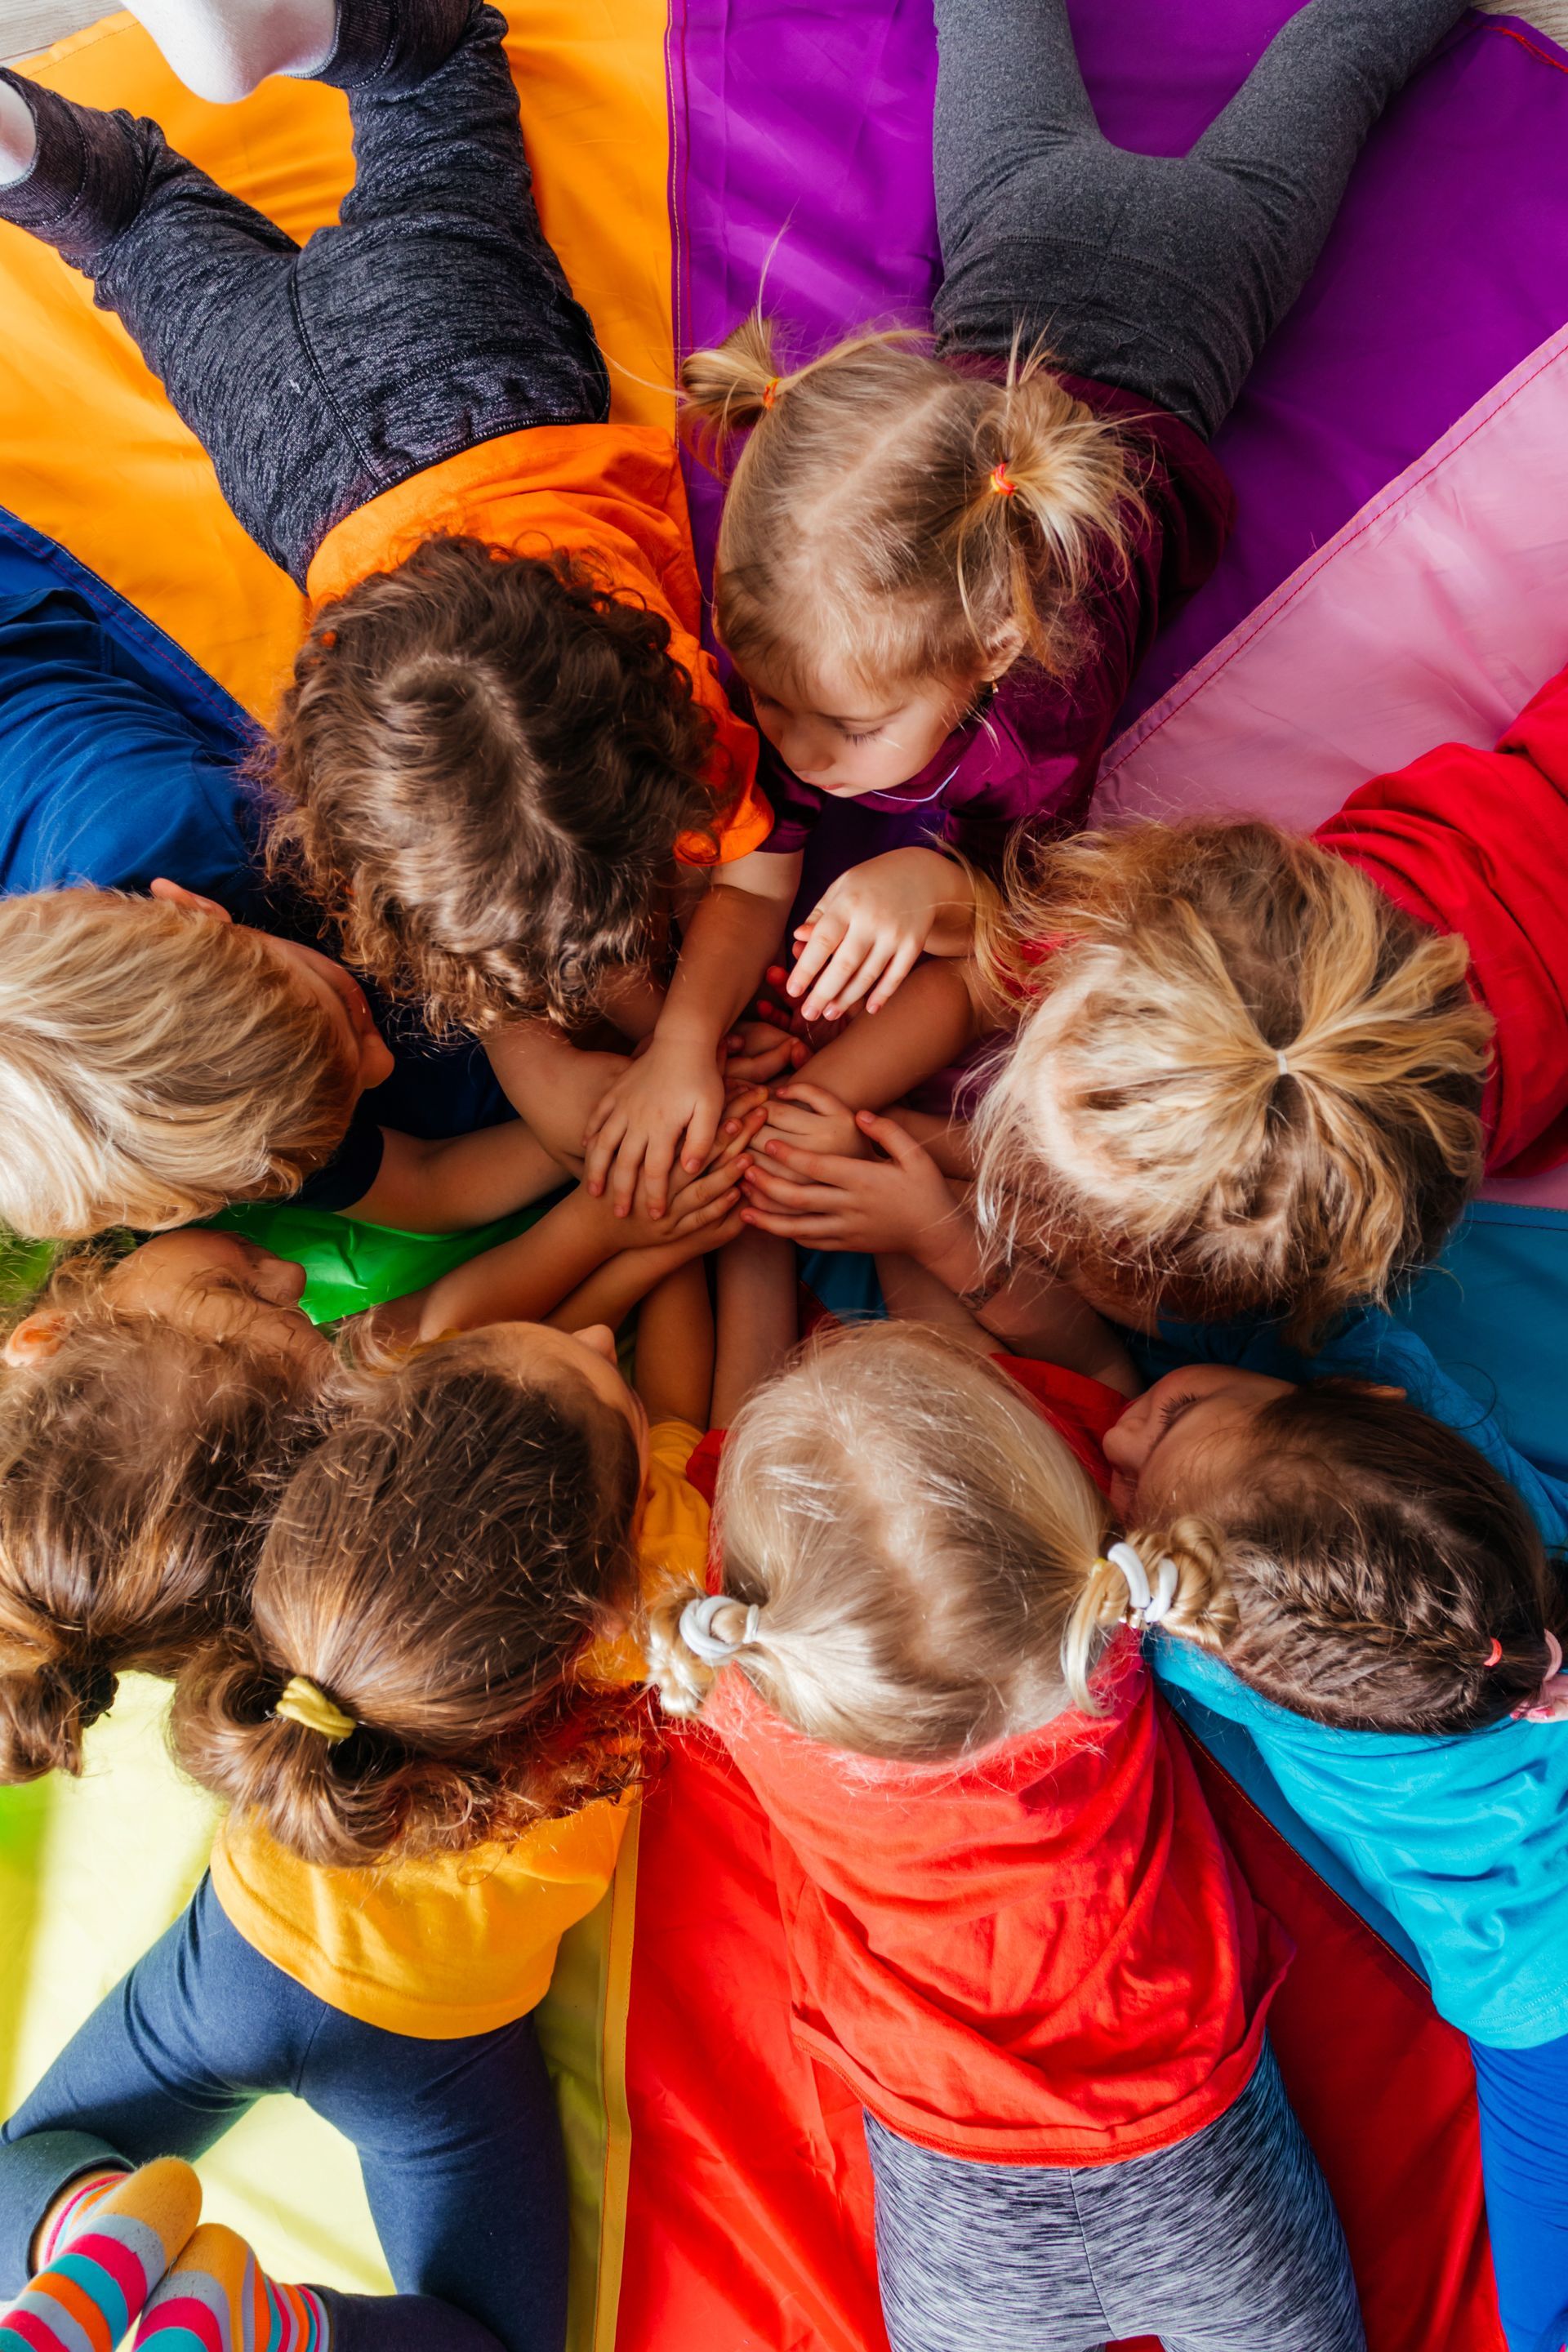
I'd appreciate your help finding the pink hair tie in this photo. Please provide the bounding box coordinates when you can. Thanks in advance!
[1484,1637,1503,1668]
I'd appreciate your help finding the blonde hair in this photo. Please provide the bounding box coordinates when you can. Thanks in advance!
[172,1334,647,1867]
[973,822,1491,1340]
[0,1251,323,1783]
[0,891,359,1240]
[679,316,1138,697]
[647,1323,1217,1758]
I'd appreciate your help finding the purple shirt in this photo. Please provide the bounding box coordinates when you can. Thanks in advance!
[756,373,1235,872]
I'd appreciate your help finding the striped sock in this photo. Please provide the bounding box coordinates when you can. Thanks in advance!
[131,2225,329,2352]
[2,2158,201,2352]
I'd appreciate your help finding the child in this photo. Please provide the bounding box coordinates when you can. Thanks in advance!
[0,1139,746,2352]
[647,1317,1362,2352]
[0,0,796,1226]
[680,0,1470,1034]
[973,651,1568,1333]
[0,1230,327,1781]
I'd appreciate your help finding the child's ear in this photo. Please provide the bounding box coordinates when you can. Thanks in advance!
[3,1310,69,1367]
[149,876,234,925]
[978,623,1026,683]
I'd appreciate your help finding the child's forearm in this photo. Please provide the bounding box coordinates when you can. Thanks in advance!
[632,1257,715,1430]
[712,1228,797,1425]
[547,1232,702,1339]
[796,959,983,1110]
[345,1120,564,1234]
[412,1187,616,1341]
[656,875,795,1058]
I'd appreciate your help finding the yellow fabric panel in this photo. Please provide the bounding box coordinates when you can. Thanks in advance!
[0,0,674,720]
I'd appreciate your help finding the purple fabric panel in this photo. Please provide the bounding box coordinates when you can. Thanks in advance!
[671,3,1568,715]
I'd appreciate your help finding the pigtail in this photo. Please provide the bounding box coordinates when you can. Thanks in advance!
[954,356,1141,675]
[642,1577,723,1718]
[679,310,792,463]
[171,1644,431,1869]
[0,1643,118,1784]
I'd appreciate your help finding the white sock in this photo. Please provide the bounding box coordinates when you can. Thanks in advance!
[0,78,39,188]
[122,0,341,105]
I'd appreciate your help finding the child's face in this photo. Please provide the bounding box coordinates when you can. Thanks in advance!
[467,1320,650,1476]
[1102,1365,1295,1525]
[743,657,978,796]
[149,878,394,1101]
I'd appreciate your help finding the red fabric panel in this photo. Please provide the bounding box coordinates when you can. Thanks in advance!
[1187,1739,1504,2352]
[619,1726,1502,2352]
[1316,660,1568,1177]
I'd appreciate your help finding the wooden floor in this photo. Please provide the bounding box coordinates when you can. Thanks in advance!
[6,0,1568,68]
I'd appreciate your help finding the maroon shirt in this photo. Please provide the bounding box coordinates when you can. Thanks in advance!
[757,373,1235,871]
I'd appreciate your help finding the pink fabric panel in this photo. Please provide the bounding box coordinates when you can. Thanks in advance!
[1093,320,1568,1213]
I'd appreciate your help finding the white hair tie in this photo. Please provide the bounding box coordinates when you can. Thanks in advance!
[1106,1541,1178,1630]
[679,1592,760,1666]
[1276,1049,1291,1079]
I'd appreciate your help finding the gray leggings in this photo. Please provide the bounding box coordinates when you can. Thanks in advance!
[932,0,1469,437]
[865,2042,1366,2352]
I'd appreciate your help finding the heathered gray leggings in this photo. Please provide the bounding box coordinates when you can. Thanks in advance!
[864,2042,1366,2352]
[932,0,1471,438]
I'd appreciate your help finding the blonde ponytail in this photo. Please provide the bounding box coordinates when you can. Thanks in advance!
[679,319,1137,698]
[973,821,1490,1339]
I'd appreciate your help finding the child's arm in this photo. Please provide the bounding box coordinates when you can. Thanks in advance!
[369,1153,748,1348]
[791,958,986,1112]
[344,1120,564,1233]
[483,1024,631,1174]
[712,1227,798,1425]
[632,1257,715,1432]
[786,847,978,1023]
[744,1107,1138,1393]
[582,852,801,1219]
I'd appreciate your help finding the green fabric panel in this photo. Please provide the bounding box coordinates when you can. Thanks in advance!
[209,1190,566,1324]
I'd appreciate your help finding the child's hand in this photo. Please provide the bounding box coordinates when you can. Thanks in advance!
[759,1081,870,1165]
[724,1018,808,1086]
[582,1035,728,1220]
[593,1149,752,1253]
[741,1107,960,1253]
[787,849,976,1025]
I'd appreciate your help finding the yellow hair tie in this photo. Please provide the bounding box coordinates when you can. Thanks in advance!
[274,1676,357,1744]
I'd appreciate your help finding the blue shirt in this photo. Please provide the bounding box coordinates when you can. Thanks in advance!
[0,523,510,1211]
[1134,1304,1568,2048]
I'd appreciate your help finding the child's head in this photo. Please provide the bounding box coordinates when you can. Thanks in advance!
[973,821,1491,1338]
[1104,1363,1559,1735]
[265,537,721,1031]
[0,884,390,1238]
[172,1320,650,1865]
[0,1232,327,1782]
[647,1321,1147,1758]
[680,319,1135,797]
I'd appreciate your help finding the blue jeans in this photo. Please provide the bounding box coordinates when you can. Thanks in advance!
[0,1878,569,2352]
[0,0,608,584]
[1472,2035,1568,2352]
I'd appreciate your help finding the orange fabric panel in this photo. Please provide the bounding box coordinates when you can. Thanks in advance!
[0,0,673,720]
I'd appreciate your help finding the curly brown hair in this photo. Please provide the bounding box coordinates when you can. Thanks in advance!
[264,537,719,1032]
[169,1330,648,1867]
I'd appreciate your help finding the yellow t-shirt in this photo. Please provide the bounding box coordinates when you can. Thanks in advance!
[209,1420,708,2040]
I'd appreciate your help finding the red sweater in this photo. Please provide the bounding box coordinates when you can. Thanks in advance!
[1316,660,1568,1177]
[698,1360,1288,2165]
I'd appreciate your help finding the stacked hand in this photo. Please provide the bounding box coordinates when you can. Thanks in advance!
[740,1085,960,1254]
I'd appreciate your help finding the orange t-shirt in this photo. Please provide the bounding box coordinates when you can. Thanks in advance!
[305,425,772,867]
[702,1360,1290,2164]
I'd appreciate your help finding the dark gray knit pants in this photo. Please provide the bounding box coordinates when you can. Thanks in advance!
[865,2041,1366,2352]
[933,0,1471,437]
[0,0,608,585]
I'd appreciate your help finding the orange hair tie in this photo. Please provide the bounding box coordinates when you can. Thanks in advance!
[1484,1637,1503,1668]
[989,461,1018,499]
[760,376,782,410]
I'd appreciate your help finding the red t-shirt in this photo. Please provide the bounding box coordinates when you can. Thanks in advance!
[698,1358,1288,2165]
[1315,661,1568,1177]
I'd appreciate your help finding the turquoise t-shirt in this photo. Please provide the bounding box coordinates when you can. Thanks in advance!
[1136,1299,1568,2050]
